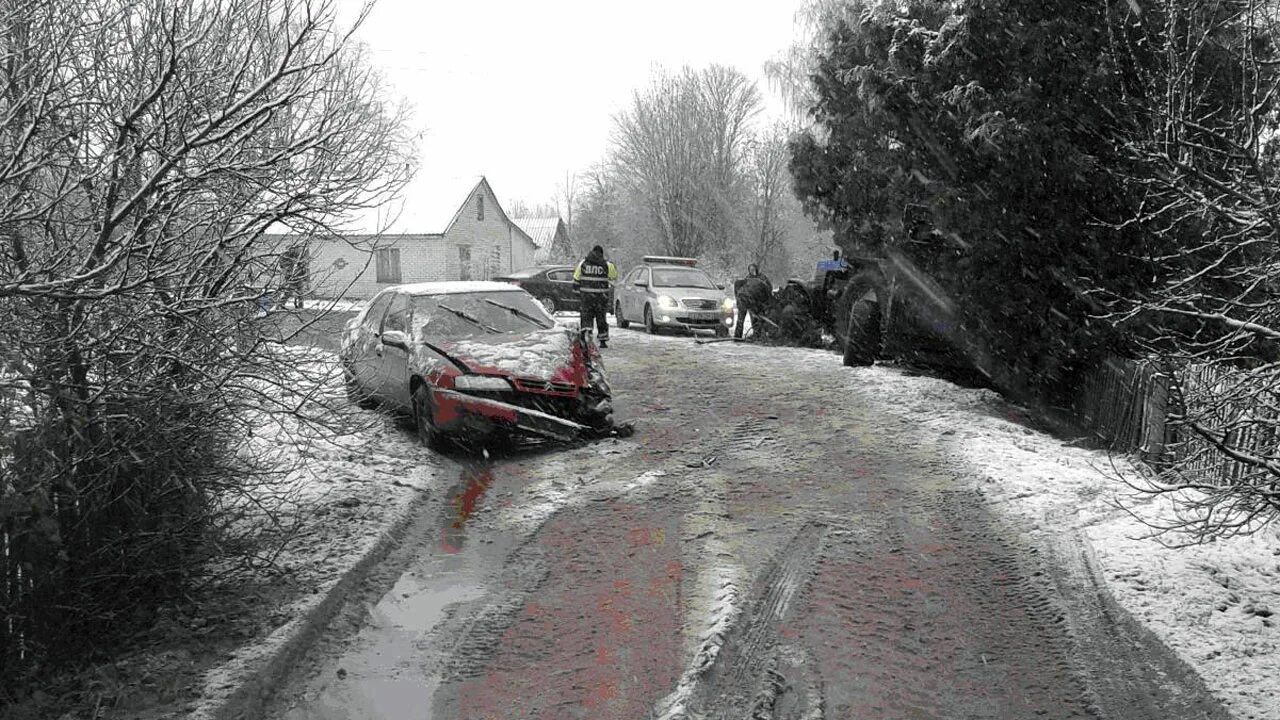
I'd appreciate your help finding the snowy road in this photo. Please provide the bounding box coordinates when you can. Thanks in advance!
[264,320,1233,720]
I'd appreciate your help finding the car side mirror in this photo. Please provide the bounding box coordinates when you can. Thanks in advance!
[716,283,726,290]
[634,280,646,287]
[381,330,409,350]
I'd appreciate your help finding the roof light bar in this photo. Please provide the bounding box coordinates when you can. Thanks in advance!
[641,255,698,267]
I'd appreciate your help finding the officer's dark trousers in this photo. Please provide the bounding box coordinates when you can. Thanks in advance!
[580,294,609,342]
[734,302,758,339]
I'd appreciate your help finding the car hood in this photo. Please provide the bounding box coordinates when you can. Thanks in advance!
[652,286,728,303]
[418,327,583,383]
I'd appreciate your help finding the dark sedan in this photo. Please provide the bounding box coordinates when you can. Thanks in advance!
[493,265,579,314]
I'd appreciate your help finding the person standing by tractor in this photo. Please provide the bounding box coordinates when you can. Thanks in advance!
[813,249,851,327]
[573,245,618,348]
[733,263,773,339]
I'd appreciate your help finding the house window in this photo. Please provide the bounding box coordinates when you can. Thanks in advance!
[477,195,485,221]
[376,248,402,283]
[458,245,472,281]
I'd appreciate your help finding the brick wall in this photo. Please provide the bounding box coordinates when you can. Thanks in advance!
[305,234,448,299]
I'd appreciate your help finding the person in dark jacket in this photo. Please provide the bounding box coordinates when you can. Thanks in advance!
[573,245,618,347]
[733,263,773,339]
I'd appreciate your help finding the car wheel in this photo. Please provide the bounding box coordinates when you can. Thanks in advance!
[616,301,630,329]
[715,324,729,338]
[578,358,614,431]
[537,295,557,314]
[644,305,657,334]
[412,383,449,451]
[343,364,376,409]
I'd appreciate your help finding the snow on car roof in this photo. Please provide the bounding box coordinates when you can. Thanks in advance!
[391,281,527,296]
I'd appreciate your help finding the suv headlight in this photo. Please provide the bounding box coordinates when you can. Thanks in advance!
[453,375,512,392]
[657,295,678,309]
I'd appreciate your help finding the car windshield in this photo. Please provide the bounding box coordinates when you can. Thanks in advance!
[651,267,716,289]
[412,291,555,339]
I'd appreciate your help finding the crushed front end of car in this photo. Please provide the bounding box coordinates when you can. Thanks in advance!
[419,327,631,448]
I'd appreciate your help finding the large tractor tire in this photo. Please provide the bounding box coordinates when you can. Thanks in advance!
[842,298,882,367]
[833,270,886,367]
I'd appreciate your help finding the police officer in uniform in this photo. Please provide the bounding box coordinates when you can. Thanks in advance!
[573,245,618,347]
[733,263,773,339]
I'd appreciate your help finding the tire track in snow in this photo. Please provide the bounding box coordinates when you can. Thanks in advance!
[652,522,829,720]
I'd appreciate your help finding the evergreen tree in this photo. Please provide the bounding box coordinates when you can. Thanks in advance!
[791,0,1158,400]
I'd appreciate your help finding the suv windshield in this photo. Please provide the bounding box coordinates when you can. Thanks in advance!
[651,267,716,289]
[412,291,554,339]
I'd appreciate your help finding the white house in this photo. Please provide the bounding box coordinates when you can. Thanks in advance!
[297,176,538,299]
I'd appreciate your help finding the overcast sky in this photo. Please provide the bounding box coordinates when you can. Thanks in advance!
[345,0,806,222]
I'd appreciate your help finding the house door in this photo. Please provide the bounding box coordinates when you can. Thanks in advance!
[458,245,472,281]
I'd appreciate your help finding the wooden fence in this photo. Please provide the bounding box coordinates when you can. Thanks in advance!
[1073,357,1170,462]
[1073,357,1280,487]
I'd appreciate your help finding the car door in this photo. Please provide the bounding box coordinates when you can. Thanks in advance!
[547,268,576,309]
[629,267,651,319]
[376,292,414,408]
[614,269,633,320]
[349,292,392,395]
[617,268,636,320]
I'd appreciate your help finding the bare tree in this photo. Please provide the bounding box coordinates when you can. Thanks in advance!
[0,0,412,683]
[555,169,577,230]
[1095,0,1280,540]
[741,122,796,279]
[610,65,760,259]
[763,0,872,121]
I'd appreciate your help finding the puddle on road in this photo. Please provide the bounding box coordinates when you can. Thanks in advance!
[282,559,485,720]
[282,464,504,720]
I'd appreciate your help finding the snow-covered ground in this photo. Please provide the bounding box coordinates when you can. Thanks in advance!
[849,362,1280,719]
[188,325,1278,719]
[616,331,1280,720]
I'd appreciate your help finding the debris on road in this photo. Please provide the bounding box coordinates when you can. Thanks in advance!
[694,336,744,345]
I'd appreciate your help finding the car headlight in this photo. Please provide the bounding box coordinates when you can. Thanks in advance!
[721,297,735,312]
[657,295,678,309]
[452,375,512,392]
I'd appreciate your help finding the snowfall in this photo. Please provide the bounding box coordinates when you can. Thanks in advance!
[208,318,1279,720]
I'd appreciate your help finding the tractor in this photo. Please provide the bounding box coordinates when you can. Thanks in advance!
[754,248,986,383]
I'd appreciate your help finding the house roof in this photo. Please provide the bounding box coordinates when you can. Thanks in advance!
[511,217,564,250]
[355,174,531,238]
[269,175,537,250]
[362,174,483,235]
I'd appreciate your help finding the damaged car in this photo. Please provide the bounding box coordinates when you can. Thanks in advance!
[340,281,625,449]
